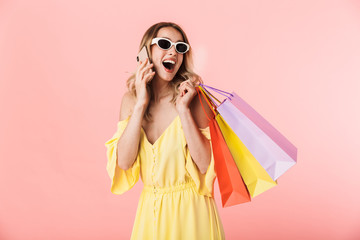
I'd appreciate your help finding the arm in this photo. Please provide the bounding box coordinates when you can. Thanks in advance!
[178,108,211,174]
[116,59,154,170]
[176,82,215,174]
[116,91,146,170]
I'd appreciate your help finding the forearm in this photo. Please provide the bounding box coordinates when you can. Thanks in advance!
[116,103,146,170]
[178,108,211,174]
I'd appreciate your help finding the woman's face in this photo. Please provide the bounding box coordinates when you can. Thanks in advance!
[150,27,185,82]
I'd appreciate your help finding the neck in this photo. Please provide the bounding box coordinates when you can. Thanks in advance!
[151,77,173,103]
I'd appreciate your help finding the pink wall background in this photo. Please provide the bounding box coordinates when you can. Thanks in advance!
[1,0,359,239]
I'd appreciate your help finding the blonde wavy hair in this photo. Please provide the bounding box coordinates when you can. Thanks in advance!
[126,21,203,122]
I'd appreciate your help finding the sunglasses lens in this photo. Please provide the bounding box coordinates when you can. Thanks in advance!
[158,39,171,50]
[176,43,188,53]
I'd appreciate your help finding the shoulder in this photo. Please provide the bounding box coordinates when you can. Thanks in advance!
[189,88,215,128]
[119,91,137,121]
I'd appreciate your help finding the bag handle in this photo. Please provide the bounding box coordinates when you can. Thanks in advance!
[196,87,217,122]
[199,85,221,107]
[199,83,234,100]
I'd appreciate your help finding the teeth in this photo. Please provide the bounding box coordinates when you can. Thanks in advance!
[163,60,175,64]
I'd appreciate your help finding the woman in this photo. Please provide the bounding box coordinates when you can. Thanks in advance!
[105,22,225,239]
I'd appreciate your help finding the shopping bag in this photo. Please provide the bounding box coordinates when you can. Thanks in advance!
[196,88,251,207]
[199,86,278,198]
[199,84,297,181]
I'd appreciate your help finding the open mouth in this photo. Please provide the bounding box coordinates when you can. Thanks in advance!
[162,61,175,71]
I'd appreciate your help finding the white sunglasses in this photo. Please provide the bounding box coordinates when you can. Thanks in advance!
[151,37,190,54]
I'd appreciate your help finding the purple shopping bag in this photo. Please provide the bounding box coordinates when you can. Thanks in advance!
[200,84,297,181]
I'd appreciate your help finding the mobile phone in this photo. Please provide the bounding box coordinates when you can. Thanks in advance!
[136,45,153,75]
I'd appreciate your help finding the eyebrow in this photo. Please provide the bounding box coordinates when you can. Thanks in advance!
[161,36,183,43]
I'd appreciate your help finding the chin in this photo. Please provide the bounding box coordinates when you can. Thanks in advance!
[161,71,178,81]
[164,76,175,82]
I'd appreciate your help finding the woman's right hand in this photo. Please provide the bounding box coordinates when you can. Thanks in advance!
[135,58,156,107]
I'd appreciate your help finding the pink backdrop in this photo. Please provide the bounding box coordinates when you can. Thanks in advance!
[1,0,359,239]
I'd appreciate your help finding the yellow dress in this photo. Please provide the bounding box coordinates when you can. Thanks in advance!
[105,114,226,240]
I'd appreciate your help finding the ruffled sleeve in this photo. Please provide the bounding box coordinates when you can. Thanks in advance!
[105,116,140,195]
[185,126,216,198]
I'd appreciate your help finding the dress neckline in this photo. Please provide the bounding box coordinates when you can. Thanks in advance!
[141,115,180,146]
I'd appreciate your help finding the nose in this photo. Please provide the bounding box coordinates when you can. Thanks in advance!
[168,45,177,55]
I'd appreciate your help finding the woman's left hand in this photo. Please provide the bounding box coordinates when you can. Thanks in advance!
[176,79,197,113]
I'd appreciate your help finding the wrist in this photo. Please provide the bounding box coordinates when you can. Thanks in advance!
[177,106,191,116]
[134,102,148,114]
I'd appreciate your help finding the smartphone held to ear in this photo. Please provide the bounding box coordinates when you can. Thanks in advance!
[136,45,154,75]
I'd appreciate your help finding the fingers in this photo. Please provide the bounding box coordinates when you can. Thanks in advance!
[179,81,193,90]
[178,82,187,94]
[144,63,155,82]
[140,64,154,80]
[138,57,148,67]
[139,64,153,75]
[137,58,154,83]
[179,79,196,89]
[137,58,151,74]
[144,71,156,83]
[138,58,152,71]
[178,81,195,97]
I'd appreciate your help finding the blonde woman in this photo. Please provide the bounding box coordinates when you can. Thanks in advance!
[105,22,225,239]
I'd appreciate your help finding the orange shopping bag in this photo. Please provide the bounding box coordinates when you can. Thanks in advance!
[197,87,250,207]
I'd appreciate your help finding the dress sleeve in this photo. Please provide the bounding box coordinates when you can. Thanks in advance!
[185,126,216,198]
[105,116,140,195]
